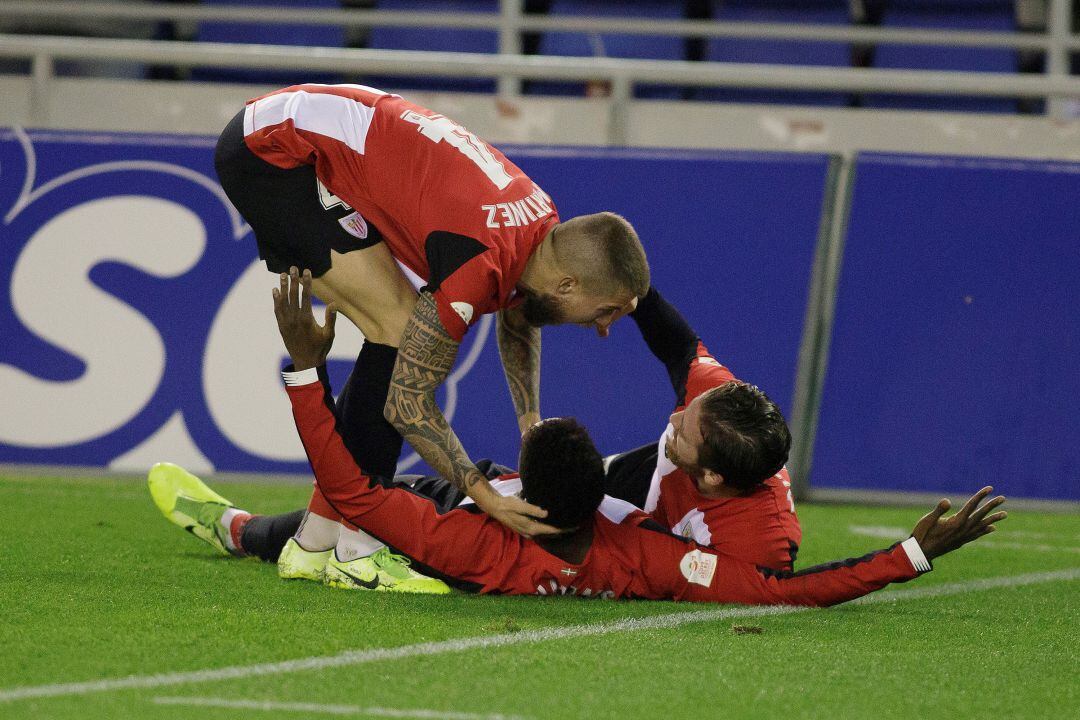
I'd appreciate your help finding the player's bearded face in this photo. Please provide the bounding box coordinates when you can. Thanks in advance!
[664,436,695,474]
[520,291,566,327]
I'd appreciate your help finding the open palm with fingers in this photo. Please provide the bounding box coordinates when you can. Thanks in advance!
[911,486,1007,560]
[272,267,338,371]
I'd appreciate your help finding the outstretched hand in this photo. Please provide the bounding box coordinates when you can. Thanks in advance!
[911,486,1007,560]
[272,267,337,371]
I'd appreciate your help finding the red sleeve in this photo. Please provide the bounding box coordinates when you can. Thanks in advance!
[632,529,925,606]
[682,341,738,408]
[285,373,515,587]
[430,250,502,342]
[242,84,384,170]
[243,119,316,170]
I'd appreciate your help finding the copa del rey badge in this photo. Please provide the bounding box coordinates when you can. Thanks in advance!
[680,549,718,587]
[338,211,369,240]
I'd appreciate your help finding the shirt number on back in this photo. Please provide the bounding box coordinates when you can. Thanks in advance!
[401,110,514,190]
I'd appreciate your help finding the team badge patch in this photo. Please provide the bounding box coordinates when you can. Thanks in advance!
[679,549,718,587]
[338,212,369,240]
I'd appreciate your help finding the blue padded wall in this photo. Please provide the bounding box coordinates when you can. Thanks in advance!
[813,154,1080,500]
[451,148,829,460]
[0,129,827,476]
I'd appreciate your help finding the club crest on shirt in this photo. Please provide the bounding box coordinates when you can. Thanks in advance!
[679,549,718,587]
[338,211,369,240]
[673,507,712,546]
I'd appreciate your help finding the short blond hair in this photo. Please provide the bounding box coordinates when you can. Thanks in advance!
[553,212,650,297]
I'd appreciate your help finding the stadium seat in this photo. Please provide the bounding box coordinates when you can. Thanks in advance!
[698,0,852,107]
[363,0,499,94]
[193,0,346,86]
[862,0,1019,113]
[532,0,687,99]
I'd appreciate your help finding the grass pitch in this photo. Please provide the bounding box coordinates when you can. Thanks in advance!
[1,473,1077,720]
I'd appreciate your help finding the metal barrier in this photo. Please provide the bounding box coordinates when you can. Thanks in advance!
[1,0,1079,124]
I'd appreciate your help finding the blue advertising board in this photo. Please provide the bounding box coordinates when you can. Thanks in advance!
[0,129,827,477]
[812,153,1080,501]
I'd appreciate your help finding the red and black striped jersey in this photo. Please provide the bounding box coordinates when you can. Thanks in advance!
[243,84,559,341]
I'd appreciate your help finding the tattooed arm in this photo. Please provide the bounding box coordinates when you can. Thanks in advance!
[385,292,559,538]
[496,305,541,435]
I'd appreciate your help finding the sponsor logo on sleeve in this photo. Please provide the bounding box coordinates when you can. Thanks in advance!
[679,549,718,587]
[450,301,475,325]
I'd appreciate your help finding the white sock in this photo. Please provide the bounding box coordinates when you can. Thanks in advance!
[294,512,341,552]
[219,507,249,553]
[335,527,386,562]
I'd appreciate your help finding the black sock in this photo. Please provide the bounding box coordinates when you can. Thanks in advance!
[336,341,404,479]
[239,509,307,562]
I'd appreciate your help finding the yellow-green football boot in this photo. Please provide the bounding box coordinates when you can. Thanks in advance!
[324,547,451,594]
[277,537,331,582]
[147,462,238,556]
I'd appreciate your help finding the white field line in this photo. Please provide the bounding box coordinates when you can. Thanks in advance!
[848,525,1080,554]
[2,568,1077,704]
[1006,530,1080,541]
[152,696,528,719]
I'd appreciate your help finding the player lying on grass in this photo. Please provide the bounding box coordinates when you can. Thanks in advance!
[229,282,802,586]
[598,284,800,569]
[151,279,801,591]
[149,271,1007,604]
[215,83,650,589]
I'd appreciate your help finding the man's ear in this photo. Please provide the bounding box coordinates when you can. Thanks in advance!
[556,276,577,296]
[701,469,725,490]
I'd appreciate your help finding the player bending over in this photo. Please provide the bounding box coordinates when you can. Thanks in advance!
[215,83,649,590]
[149,271,1006,604]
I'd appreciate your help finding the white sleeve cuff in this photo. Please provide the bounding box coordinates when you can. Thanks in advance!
[901,537,932,573]
[282,367,320,387]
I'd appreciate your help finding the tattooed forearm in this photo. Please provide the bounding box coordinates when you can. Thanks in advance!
[496,306,541,426]
[385,293,487,494]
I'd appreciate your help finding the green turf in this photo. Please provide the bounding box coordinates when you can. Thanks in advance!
[1,474,1077,720]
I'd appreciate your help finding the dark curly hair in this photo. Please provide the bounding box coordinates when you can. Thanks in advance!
[696,382,791,492]
[518,417,605,530]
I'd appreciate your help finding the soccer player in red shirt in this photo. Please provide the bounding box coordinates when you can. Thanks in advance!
[603,286,802,570]
[150,271,1006,603]
[214,84,649,590]
[166,285,806,580]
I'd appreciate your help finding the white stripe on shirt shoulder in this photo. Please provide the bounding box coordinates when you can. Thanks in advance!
[599,495,640,524]
[245,90,377,155]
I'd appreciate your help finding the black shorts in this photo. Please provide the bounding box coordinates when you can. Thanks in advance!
[213,108,383,277]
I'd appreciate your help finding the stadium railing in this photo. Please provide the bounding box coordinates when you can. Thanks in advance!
[1,0,1079,136]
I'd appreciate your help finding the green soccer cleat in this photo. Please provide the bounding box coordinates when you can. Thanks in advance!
[324,547,451,594]
[277,537,331,582]
[147,462,238,557]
